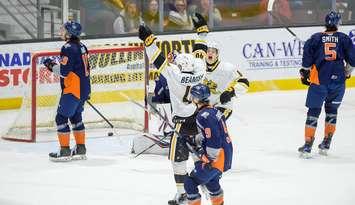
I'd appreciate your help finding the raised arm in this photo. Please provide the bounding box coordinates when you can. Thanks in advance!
[191,13,209,59]
[138,24,168,73]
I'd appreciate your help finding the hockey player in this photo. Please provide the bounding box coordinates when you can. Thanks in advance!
[151,74,170,104]
[298,11,355,158]
[138,13,208,205]
[203,41,249,120]
[185,83,233,205]
[43,21,91,162]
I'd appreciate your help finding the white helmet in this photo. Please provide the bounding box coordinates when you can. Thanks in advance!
[207,41,219,53]
[206,41,220,65]
[175,53,195,72]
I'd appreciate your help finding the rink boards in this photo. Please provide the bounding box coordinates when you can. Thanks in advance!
[1,25,355,110]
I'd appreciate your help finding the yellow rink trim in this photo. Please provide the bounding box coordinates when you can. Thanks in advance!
[0,97,23,110]
[0,89,145,110]
[249,77,355,92]
[1,77,354,111]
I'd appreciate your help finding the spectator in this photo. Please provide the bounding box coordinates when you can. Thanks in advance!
[190,0,223,27]
[113,0,142,34]
[142,0,160,31]
[259,0,292,25]
[80,0,121,35]
[350,0,355,21]
[166,0,193,31]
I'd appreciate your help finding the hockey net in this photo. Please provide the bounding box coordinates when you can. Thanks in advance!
[2,46,150,142]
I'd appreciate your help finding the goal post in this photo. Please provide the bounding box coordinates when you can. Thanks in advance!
[2,46,150,142]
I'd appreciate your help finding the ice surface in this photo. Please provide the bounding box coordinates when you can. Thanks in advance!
[1,89,355,205]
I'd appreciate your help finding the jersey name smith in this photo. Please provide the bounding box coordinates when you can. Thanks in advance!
[322,36,338,43]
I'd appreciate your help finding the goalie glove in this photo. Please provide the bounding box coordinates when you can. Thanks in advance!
[220,89,236,104]
[43,58,56,72]
[192,13,209,34]
[138,24,156,46]
[299,68,310,86]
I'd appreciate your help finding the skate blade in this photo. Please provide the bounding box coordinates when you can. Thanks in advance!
[167,200,186,205]
[49,156,72,162]
[71,155,87,160]
[299,152,312,159]
[318,149,328,156]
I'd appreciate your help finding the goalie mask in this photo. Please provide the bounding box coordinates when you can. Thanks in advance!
[206,41,219,65]
[175,53,195,73]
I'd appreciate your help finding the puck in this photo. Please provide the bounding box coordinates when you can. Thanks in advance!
[108,132,114,136]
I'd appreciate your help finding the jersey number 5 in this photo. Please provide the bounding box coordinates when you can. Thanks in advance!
[324,43,337,61]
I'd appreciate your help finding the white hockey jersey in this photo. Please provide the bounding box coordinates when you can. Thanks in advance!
[204,61,247,110]
[146,44,206,117]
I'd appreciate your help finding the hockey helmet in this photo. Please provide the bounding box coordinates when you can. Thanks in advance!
[175,53,195,73]
[207,41,219,53]
[206,41,219,64]
[63,21,82,38]
[325,11,341,28]
[190,83,210,103]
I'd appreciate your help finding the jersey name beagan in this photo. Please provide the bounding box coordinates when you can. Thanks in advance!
[180,74,204,84]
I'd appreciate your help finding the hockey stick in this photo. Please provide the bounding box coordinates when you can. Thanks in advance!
[140,99,201,159]
[117,92,173,157]
[267,0,303,42]
[86,100,117,137]
[118,92,201,157]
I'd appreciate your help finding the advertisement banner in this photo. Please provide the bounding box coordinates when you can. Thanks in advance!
[1,25,355,109]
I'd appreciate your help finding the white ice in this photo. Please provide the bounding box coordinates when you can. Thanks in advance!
[1,89,355,205]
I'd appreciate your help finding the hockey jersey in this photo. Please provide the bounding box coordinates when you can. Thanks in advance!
[196,106,233,172]
[152,74,171,104]
[145,36,207,118]
[302,31,355,85]
[60,41,91,100]
[204,61,248,110]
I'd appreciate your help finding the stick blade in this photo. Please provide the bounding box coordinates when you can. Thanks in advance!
[267,0,275,12]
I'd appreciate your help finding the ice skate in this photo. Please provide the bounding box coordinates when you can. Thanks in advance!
[168,193,187,205]
[71,144,87,160]
[298,142,313,159]
[318,137,332,156]
[49,147,71,162]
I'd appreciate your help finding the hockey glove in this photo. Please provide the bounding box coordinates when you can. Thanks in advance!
[194,146,211,169]
[43,58,56,72]
[345,64,354,79]
[220,89,236,104]
[138,24,156,46]
[299,68,310,85]
[192,13,209,34]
